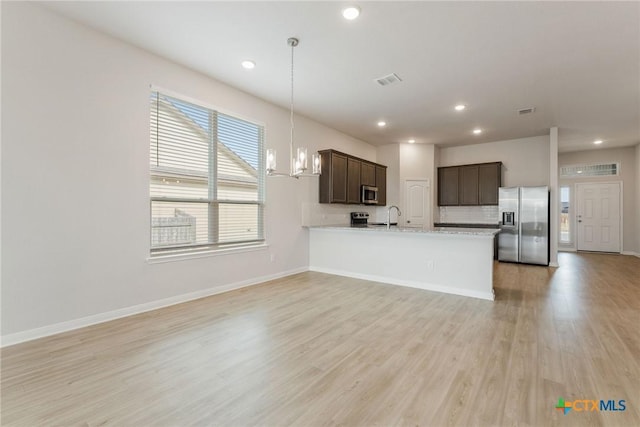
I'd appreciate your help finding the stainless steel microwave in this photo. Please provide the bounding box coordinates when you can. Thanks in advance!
[361,185,378,204]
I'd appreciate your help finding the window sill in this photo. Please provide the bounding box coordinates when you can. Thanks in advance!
[147,243,269,264]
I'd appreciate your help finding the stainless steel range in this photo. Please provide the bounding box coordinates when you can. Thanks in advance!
[350,212,369,227]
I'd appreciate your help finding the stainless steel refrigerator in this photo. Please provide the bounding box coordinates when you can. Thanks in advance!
[498,186,550,265]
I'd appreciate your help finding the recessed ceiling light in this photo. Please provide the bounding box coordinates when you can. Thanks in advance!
[342,6,360,20]
[408,139,416,144]
[454,104,466,111]
[577,170,583,174]
[473,128,482,135]
[241,60,255,69]
[594,139,603,145]
[377,121,387,127]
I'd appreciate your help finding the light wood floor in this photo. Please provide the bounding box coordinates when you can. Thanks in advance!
[2,252,639,426]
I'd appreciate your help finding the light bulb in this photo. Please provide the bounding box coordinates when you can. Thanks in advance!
[241,60,256,69]
[342,6,360,20]
[312,153,321,174]
[266,148,277,172]
[297,147,308,171]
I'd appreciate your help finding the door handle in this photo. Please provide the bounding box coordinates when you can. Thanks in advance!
[578,220,582,223]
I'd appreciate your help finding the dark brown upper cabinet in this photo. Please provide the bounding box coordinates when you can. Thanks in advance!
[318,150,347,203]
[438,166,460,206]
[318,149,387,205]
[459,165,479,205]
[361,162,376,187]
[375,165,387,206]
[347,157,362,204]
[437,162,502,206]
[478,163,501,205]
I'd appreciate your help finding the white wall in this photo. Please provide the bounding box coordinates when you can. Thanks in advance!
[438,135,551,187]
[374,144,400,222]
[0,3,376,340]
[559,146,638,253]
[437,135,551,227]
[637,145,640,254]
[379,137,552,227]
[301,122,377,226]
[549,127,559,266]
[397,144,436,225]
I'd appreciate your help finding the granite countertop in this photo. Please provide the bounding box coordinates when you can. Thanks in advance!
[307,224,500,237]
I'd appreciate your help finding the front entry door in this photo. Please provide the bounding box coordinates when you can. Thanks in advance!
[576,182,621,252]
[404,180,430,228]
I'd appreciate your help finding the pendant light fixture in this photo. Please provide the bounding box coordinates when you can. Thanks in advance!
[266,37,321,178]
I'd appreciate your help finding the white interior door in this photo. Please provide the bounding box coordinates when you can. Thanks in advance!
[576,182,621,252]
[404,180,430,228]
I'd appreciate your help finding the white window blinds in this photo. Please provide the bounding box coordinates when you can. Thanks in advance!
[150,91,265,253]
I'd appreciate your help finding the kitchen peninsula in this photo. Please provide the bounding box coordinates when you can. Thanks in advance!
[308,225,499,300]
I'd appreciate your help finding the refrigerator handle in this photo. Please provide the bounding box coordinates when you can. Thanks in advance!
[518,217,522,259]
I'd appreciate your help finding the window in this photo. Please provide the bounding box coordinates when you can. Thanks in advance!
[560,163,619,178]
[150,91,265,255]
[560,186,571,244]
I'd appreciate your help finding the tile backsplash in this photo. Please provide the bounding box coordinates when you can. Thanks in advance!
[439,206,499,224]
[302,202,403,227]
[301,202,380,226]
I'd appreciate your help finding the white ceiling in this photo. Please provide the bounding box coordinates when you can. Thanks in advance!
[42,1,640,152]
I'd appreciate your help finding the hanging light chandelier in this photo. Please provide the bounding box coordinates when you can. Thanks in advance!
[266,37,321,178]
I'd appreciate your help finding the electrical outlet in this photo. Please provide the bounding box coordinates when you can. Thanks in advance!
[426,260,434,271]
[270,254,276,263]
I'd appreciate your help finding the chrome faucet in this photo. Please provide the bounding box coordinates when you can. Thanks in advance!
[387,205,401,229]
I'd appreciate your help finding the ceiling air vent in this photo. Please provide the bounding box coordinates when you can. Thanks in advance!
[375,73,403,86]
[517,107,536,115]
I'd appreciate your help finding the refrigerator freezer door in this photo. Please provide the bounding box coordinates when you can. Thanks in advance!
[519,186,549,265]
[498,187,519,262]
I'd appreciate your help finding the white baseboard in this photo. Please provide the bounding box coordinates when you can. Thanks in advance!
[549,262,560,267]
[621,251,640,258]
[558,247,577,252]
[0,267,308,348]
[309,266,495,301]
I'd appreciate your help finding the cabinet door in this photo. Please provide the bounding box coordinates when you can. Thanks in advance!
[361,162,376,187]
[438,167,460,206]
[347,158,361,204]
[459,165,479,205]
[478,163,501,205]
[375,166,387,206]
[330,152,348,203]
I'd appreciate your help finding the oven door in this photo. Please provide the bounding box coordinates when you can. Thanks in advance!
[361,186,378,204]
